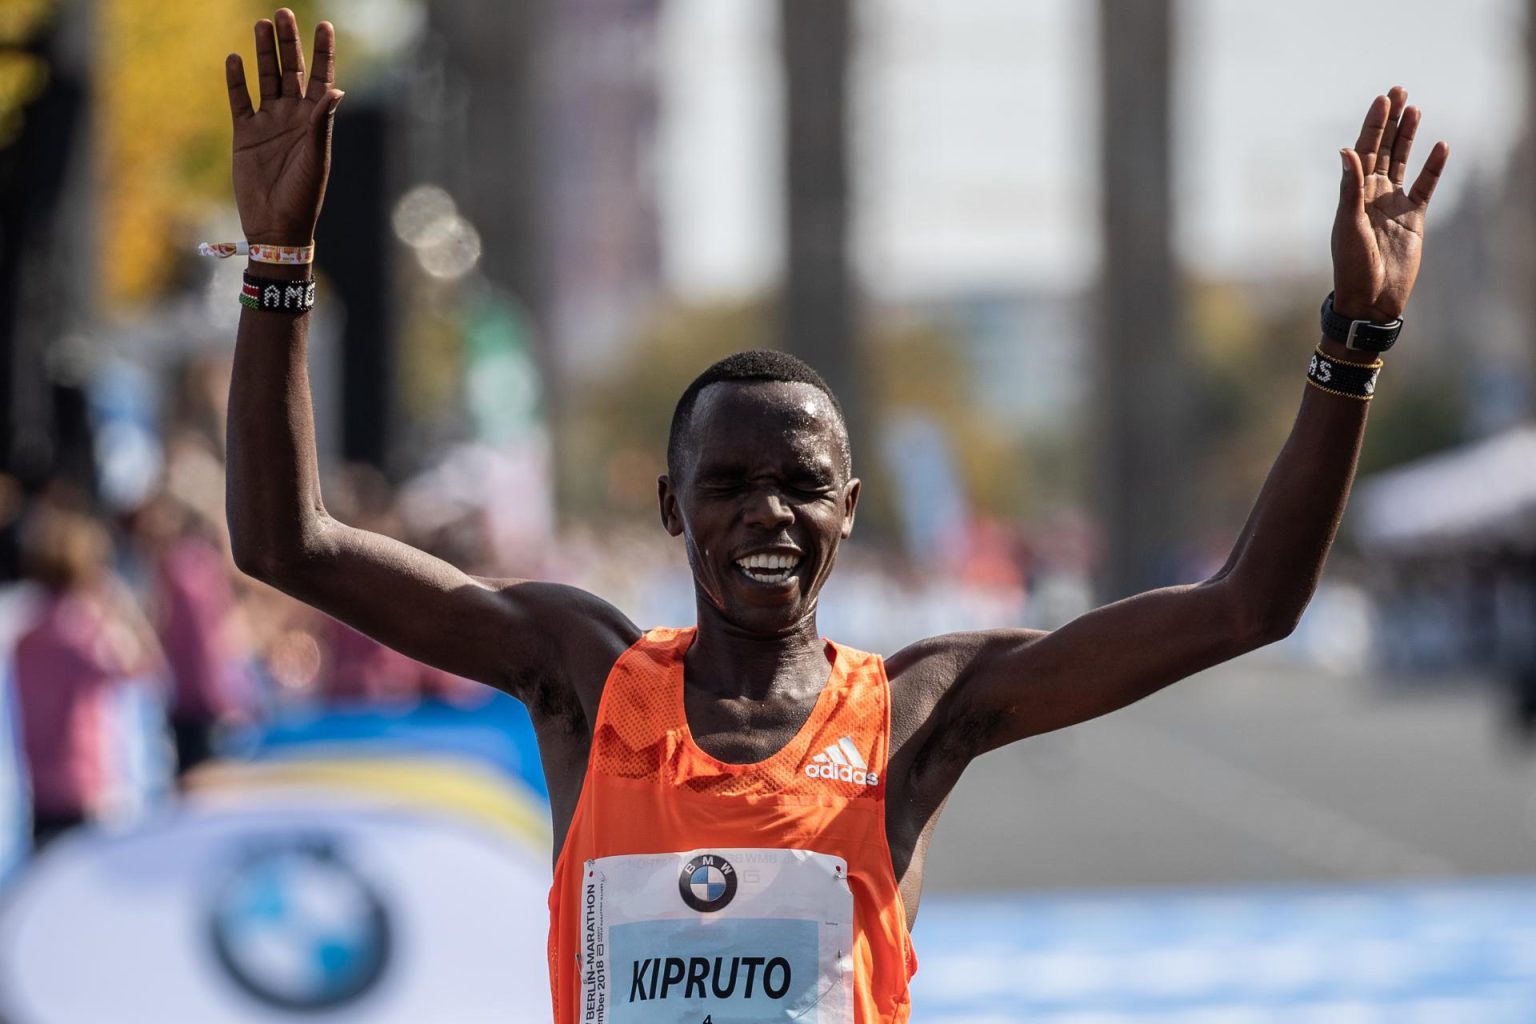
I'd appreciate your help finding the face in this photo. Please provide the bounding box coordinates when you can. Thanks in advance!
[658,381,860,636]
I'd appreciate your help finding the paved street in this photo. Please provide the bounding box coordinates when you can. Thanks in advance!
[924,654,1536,893]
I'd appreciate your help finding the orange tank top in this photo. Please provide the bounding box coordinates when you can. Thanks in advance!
[548,627,916,1023]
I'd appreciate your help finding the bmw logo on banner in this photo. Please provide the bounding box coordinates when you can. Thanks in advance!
[208,837,392,1012]
[0,770,555,1023]
[678,853,738,913]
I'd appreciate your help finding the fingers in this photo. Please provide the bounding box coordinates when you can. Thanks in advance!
[1338,148,1365,214]
[1372,86,1408,177]
[275,8,306,98]
[305,21,336,102]
[308,88,345,131]
[1389,106,1421,187]
[254,18,281,102]
[1408,141,1450,207]
[225,54,254,119]
[1352,94,1390,176]
[251,12,330,111]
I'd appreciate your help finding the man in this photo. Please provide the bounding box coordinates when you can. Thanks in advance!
[222,10,1447,1023]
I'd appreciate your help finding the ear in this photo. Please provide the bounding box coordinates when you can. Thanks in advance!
[839,477,861,540]
[658,474,684,537]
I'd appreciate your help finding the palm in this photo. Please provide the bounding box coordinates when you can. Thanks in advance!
[1330,87,1449,323]
[225,12,340,245]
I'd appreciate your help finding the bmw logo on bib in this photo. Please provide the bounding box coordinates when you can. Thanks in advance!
[209,837,392,1011]
[678,853,738,913]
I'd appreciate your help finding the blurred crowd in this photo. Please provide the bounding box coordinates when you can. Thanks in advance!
[14,344,1535,881]
[0,350,1073,865]
[5,346,1534,891]
[0,355,496,858]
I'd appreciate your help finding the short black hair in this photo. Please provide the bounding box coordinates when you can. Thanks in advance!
[667,349,850,477]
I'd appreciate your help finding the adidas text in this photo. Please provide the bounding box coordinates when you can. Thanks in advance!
[804,763,878,786]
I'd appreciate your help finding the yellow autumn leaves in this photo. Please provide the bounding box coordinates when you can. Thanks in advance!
[97,0,319,306]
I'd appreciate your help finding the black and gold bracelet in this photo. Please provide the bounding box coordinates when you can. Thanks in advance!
[1306,348,1382,400]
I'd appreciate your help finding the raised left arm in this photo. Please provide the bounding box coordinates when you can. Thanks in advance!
[900,87,1449,755]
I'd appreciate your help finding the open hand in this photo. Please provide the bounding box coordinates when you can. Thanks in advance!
[225,9,342,246]
[1331,86,1450,323]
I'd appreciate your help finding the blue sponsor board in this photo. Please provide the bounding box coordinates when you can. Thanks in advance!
[0,664,24,886]
[911,879,1536,1022]
[608,918,820,1023]
[240,693,547,799]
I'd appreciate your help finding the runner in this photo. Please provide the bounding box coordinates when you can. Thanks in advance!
[221,11,1448,1023]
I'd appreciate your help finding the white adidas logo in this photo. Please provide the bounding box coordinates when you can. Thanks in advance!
[804,736,878,787]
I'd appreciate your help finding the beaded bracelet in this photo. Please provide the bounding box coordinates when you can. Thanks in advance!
[1306,348,1382,400]
[240,270,315,315]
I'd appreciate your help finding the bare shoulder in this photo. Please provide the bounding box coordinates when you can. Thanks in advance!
[879,628,1051,896]
[472,578,643,714]
[481,578,642,641]
[885,628,1047,759]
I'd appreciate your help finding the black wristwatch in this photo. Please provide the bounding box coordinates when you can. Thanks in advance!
[1320,292,1403,353]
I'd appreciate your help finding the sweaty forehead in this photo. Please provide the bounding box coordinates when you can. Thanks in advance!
[684,380,847,471]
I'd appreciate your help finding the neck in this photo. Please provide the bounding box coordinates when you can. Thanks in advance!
[688,598,828,701]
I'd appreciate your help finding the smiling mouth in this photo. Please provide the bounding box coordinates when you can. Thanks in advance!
[734,552,802,584]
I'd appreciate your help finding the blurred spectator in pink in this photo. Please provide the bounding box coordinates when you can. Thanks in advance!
[13,504,163,848]
[135,492,254,776]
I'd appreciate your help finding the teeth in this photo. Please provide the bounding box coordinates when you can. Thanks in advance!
[734,552,800,582]
[737,553,798,570]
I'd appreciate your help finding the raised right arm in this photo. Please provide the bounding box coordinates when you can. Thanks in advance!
[223,11,637,694]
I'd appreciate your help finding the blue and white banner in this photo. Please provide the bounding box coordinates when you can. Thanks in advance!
[0,660,26,886]
[0,764,553,1023]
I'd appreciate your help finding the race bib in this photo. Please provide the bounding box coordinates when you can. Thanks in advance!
[579,847,854,1024]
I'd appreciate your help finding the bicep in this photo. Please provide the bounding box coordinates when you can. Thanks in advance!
[942,578,1258,754]
[260,517,638,693]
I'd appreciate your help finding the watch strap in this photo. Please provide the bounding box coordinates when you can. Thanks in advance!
[1320,292,1402,353]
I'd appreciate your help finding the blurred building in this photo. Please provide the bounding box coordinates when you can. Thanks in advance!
[420,0,660,379]
[541,0,663,380]
[413,0,661,516]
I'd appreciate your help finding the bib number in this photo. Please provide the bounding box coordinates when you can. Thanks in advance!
[580,847,854,1023]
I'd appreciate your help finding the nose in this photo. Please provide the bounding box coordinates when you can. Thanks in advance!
[743,488,795,530]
